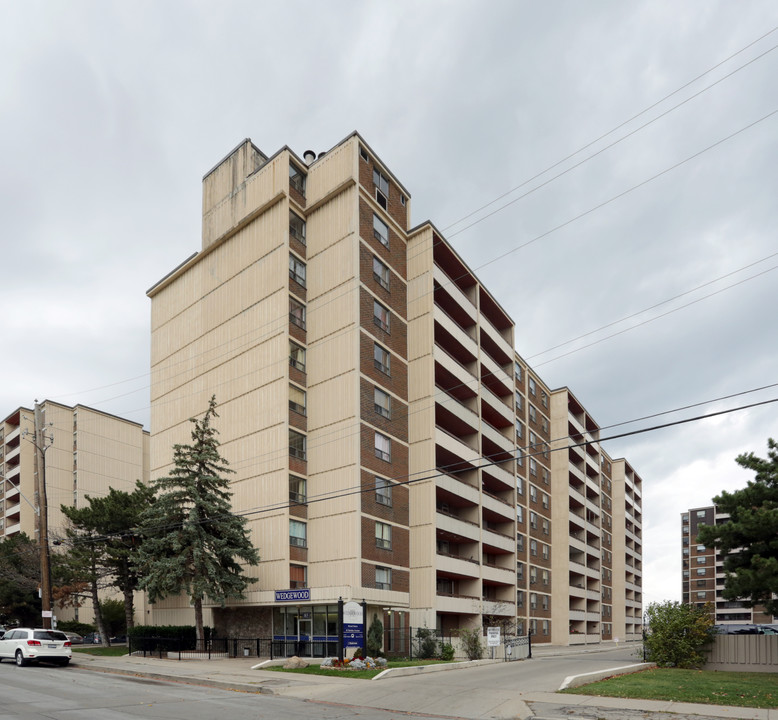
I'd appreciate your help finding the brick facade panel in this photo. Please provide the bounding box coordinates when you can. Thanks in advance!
[360,469,409,526]
[359,244,407,319]
[360,424,408,479]
[359,377,408,443]
[359,199,407,279]
[361,562,410,594]
[360,332,408,399]
[360,287,407,359]
[289,408,307,432]
[360,515,409,567]
[358,152,408,230]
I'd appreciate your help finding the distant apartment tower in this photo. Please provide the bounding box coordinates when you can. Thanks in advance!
[0,402,149,542]
[146,132,642,648]
[682,505,775,625]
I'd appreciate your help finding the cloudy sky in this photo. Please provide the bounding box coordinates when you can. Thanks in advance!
[2,0,777,607]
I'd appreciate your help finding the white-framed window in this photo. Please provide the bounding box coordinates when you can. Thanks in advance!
[375,521,392,550]
[517,562,524,581]
[373,169,389,210]
[373,300,390,332]
[542,620,549,636]
[516,420,523,439]
[515,392,522,412]
[530,567,537,584]
[373,213,389,246]
[375,476,392,506]
[517,476,524,496]
[374,343,390,375]
[542,569,549,585]
[517,591,524,608]
[360,146,369,162]
[697,557,707,564]
[289,162,306,195]
[374,387,391,419]
[517,505,524,524]
[289,254,306,287]
[517,533,525,552]
[697,591,707,599]
[530,592,537,609]
[289,430,306,461]
[528,377,536,396]
[696,544,706,552]
[530,485,537,502]
[529,404,537,423]
[542,594,549,610]
[289,519,307,547]
[542,468,549,484]
[530,539,537,556]
[290,563,307,588]
[542,543,549,560]
[696,568,706,576]
[540,391,547,408]
[289,211,306,245]
[289,341,306,372]
[375,565,392,590]
[375,432,391,462]
[373,256,390,290]
[289,384,306,415]
[515,361,522,382]
[542,518,549,535]
[541,492,549,509]
[529,431,537,448]
[289,475,306,504]
[530,458,537,476]
[289,298,306,330]
[530,511,538,529]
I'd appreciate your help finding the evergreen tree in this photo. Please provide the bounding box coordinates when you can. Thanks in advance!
[61,480,155,632]
[137,396,260,640]
[697,438,778,615]
[0,533,41,626]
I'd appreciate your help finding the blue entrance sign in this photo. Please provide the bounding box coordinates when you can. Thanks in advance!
[275,588,311,602]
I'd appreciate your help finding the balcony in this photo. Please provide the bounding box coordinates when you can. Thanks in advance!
[481,463,514,491]
[481,420,513,455]
[480,384,513,427]
[479,316,513,366]
[437,552,480,577]
[436,471,480,507]
[434,345,478,400]
[433,265,477,325]
[481,492,514,522]
[436,511,480,543]
[434,306,478,361]
[480,352,512,398]
[481,527,514,553]
[435,388,479,434]
[435,593,480,615]
[481,563,515,585]
[435,427,480,470]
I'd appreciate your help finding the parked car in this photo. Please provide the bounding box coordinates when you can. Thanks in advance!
[0,628,72,666]
[82,632,101,644]
[714,624,775,635]
[61,631,84,645]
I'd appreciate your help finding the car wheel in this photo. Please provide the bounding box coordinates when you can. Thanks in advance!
[58,659,70,667]
[15,650,28,667]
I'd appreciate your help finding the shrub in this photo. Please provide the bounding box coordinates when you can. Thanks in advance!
[56,620,95,636]
[439,642,455,661]
[457,627,483,660]
[643,600,714,668]
[415,627,438,659]
[367,615,384,657]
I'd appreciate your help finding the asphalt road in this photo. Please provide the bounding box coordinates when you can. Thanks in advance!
[0,661,448,720]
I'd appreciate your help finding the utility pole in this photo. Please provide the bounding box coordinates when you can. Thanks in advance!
[28,401,54,630]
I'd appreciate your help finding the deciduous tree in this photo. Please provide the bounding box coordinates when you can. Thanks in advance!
[643,600,713,668]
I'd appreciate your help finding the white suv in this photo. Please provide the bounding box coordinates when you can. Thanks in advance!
[0,628,72,666]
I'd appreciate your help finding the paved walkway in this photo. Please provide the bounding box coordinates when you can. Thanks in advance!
[70,647,778,720]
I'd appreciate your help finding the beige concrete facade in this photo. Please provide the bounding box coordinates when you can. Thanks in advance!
[0,401,149,624]
[147,131,643,647]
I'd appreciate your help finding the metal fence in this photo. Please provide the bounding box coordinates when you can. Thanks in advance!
[503,635,532,661]
[128,636,275,660]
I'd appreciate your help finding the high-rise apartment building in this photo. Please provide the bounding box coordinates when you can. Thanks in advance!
[682,505,775,625]
[1,401,149,542]
[146,132,643,647]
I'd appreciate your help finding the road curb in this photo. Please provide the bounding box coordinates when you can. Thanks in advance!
[559,662,654,690]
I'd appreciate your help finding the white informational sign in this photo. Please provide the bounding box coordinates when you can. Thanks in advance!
[343,601,362,624]
[487,627,500,647]
[42,610,53,618]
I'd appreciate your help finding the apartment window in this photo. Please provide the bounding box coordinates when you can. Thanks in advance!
[528,377,536,396]
[515,361,522,382]
[541,493,549,509]
[542,518,550,535]
[374,387,391,419]
[289,475,307,504]
[542,620,549,635]
[289,254,306,287]
[360,146,369,162]
[289,162,306,196]
[697,557,707,564]
[696,568,707,576]
[289,384,306,415]
[542,595,549,611]
[542,468,549,484]
[375,566,392,590]
[373,213,389,247]
[515,420,523,439]
[696,579,707,587]
[375,432,391,462]
[529,404,537,423]
[517,591,524,608]
[375,521,392,550]
[530,458,537,477]
[517,454,523,467]
[289,430,306,461]
[697,591,707,599]
[696,544,706,552]
[543,443,549,459]
[400,194,406,206]
[290,564,307,589]
[374,343,390,375]
[530,567,537,585]
[289,211,306,245]
[540,391,548,408]
[541,418,548,433]
[289,341,306,372]
[289,519,307,547]
[542,569,549,585]
[515,392,523,411]
[517,533,525,552]
[530,592,537,610]
[542,543,549,561]
[373,256,390,290]
[530,511,538,529]
[289,298,306,330]
[517,476,524,496]
[517,562,524,581]
[373,300,390,333]
[517,505,524,524]
[373,169,389,209]
[696,510,707,518]
[375,476,392,506]
[530,539,537,556]
[529,485,537,503]
[529,431,537,448]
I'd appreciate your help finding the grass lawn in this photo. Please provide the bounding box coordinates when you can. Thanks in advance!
[265,658,450,680]
[560,668,778,709]
[72,646,130,657]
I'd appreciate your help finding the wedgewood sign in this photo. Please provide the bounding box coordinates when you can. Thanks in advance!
[343,600,364,648]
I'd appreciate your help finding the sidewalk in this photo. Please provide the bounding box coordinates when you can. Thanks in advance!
[70,650,778,720]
